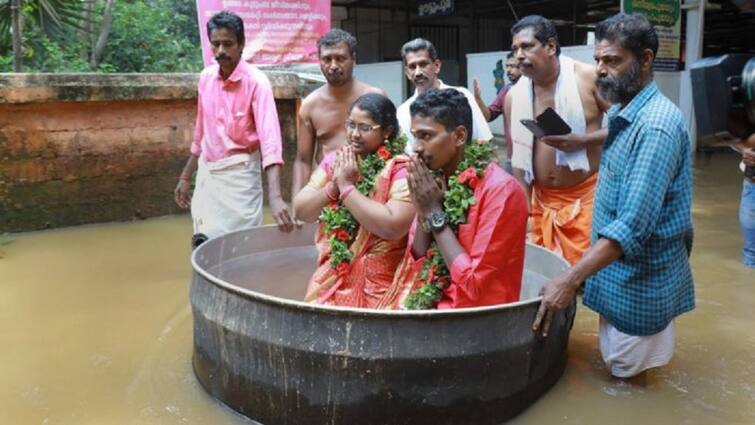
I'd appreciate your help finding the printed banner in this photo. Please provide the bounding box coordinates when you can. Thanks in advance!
[196,0,331,66]
[623,0,682,71]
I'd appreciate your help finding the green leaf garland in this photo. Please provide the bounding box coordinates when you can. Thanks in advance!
[403,141,495,310]
[319,133,408,276]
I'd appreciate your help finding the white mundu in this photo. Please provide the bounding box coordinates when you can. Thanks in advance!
[191,151,263,239]
[397,80,493,154]
[599,316,676,378]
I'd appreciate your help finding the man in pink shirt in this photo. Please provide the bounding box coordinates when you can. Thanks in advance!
[174,11,293,246]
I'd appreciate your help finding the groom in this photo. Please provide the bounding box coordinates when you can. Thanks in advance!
[387,89,529,309]
[504,15,609,265]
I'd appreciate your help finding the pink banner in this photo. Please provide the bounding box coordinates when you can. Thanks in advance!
[196,0,331,66]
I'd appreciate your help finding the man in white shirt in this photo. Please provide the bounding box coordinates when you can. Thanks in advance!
[397,38,492,154]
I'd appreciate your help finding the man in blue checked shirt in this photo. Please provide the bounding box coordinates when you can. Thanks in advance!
[532,13,694,382]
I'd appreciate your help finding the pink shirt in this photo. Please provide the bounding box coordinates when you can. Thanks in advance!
[191,60,284,168]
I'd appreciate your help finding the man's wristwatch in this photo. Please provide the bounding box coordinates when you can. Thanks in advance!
[427,211,448,233]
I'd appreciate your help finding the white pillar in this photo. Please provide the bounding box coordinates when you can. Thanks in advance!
[680,0,706,151]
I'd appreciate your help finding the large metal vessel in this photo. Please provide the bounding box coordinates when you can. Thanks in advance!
[191,224,575,425]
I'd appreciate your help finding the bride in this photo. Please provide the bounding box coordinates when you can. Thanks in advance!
[293,93,415,308]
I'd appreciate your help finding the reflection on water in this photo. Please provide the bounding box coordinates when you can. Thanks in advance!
[218,247,317,300]
[1,151,753,424]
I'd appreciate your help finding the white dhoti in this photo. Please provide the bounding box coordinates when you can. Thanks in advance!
[191,151,263,239]
[599,316,676,378]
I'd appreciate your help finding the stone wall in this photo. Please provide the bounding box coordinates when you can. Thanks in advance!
[0,73,319,232]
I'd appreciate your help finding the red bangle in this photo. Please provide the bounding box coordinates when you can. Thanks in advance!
[339,185,355,201]
[325,182,339,201]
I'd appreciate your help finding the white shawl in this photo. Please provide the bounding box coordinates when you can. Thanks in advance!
[509,55,590,183]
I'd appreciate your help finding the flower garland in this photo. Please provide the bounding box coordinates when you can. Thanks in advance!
[403,141,495,310]
[318,133,408,276]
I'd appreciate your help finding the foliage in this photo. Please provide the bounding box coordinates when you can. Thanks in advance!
[0,0,202,73]
[98,0,202,72]
[444,140,495,227]
[163,0,200,46]
[404,141,495,310]
[354,133,407,195]
[0,0,91,51]
[0,14,89,72]
[403,244,447,310]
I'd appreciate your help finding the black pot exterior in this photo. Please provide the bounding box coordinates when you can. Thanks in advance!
[191,225,575,425]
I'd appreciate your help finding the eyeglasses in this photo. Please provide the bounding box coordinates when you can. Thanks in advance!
[345,120,381,134]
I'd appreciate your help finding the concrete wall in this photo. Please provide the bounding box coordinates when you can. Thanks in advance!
[0,73,319,233]
[354,61,406,106]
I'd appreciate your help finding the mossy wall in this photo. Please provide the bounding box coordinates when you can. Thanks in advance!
[0,73,317,232]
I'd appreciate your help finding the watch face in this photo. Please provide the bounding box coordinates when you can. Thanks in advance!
[429,211,447,230]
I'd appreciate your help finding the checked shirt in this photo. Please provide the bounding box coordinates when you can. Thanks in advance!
[583,82,695,336]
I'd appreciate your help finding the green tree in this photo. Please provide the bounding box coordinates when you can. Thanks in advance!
[0,7,90,72]
[0,0,91,70]
[0,0,203,73]
[95,0,202,72]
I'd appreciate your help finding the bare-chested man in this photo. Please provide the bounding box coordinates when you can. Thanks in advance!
[292,29,383,201]
[504,15,610,265]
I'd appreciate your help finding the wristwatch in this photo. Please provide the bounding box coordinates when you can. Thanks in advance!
[428,211,448,233]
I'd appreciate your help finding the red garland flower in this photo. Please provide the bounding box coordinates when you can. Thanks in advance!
[426,265,436,283]
[458,167,477,185]
[468,176,480,189]
[377,145,391,160]
[334,228,350,242]
[336,262,350,276]
[328,200,339,209]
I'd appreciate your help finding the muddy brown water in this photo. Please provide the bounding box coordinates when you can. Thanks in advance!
[1,152,753,424]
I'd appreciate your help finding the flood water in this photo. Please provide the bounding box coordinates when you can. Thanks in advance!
[1,151,753,424]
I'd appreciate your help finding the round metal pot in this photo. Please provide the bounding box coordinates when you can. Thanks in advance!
[191,224,575,425]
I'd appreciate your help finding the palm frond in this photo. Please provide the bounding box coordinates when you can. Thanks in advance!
[0,1,13,51]
[0,0,94,47]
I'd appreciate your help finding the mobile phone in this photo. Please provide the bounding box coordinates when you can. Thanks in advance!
[537,107,572,136]
[519,119,547,139]
[519,107,572,138]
